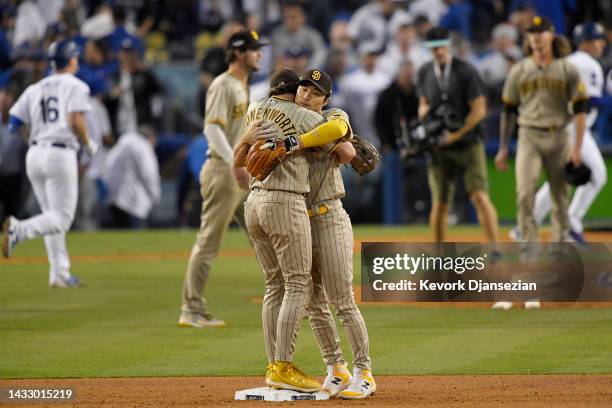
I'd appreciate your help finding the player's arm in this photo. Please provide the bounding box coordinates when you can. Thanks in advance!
[333,141,356,164]
[568,64,589,167]
[294,117,349,149]
[70,111,97,155]
[495,65,521,171]
[205,123,234,165]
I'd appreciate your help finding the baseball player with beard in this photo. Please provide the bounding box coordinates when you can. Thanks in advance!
[178,30,266,328]
[2,40,97,288]
[295,69,376,399]
[236,68,352,393]
[509,22,608,244]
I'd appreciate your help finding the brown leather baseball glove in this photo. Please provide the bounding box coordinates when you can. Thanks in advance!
[246,139,287,181]
[350,134,380,176]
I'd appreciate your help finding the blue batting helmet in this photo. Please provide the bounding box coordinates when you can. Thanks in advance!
[572,22,606,46]
[47,40,80,69]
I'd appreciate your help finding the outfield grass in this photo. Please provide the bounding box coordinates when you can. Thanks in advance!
[1,227,611,379]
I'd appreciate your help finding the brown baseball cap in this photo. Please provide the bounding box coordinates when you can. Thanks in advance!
[227,30,268,50]
[298,69,333,95]
[270,68,299,89]
[526,16,554,33]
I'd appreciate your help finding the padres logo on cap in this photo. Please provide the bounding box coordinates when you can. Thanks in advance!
[251,31,259,40]
[533,16,542,26]
[311,70,321,81]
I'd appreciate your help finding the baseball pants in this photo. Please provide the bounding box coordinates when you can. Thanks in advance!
[181,157,248,316]
[306,201,371,370]
[245,189,312,363]
[11,145,78,283]
[516,127,570,242]
[532,130,607,233]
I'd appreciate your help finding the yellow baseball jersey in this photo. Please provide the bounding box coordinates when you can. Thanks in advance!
[246,97,325,194]
[305,108,352,205]
[204,72,249,150]
[502,57,587,128]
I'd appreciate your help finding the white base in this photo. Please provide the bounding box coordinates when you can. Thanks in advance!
[235,387,330,402]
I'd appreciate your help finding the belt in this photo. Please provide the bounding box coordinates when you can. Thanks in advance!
[308,204,329,218]
[31,141,67,149]
[521,125,560,132]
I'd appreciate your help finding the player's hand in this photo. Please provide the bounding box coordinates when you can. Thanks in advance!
[440,130,462,146]
[232,166,250,190]
[261,136,300,153]
[571,147,582,167]
[495,148,508,172]
[243,120,277,144]
[84,139,99,156]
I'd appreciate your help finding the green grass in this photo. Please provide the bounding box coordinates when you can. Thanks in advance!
[1,227,611,378]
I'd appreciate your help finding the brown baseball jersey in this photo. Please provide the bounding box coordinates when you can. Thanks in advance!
[244,96,327,364]
[180,71,249,319]
[246,97,325,194]
[205,72,249,150]
[502,57,587,128]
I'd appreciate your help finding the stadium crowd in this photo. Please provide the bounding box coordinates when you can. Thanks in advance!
[0,0,611,227]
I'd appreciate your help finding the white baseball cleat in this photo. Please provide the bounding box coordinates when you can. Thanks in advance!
[491,301,513,310]
[322,363,352,396]
[508,227,521,242]
[524,300,541,309]
[339,368,376,399]
[2,216,18,258]
[178,311,226,328]
[50,275,83,288]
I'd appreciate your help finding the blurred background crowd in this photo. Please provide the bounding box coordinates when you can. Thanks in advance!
[0,0,611,228]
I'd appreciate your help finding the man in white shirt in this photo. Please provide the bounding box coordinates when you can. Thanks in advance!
[348,0,412,50]
[104,126,160,228]
[2,40,97,288]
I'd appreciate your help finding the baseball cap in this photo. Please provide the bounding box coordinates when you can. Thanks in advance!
[526,16,554,33]
[298,69,333,96]
[573,22,606,45]
[270,68,300,89]
[226,30,268,50]
[425,27,450,48]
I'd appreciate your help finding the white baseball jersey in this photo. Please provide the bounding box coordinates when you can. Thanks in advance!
[9,73,91,149]
[567,50,604,128]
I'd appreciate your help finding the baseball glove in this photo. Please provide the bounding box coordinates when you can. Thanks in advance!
[349,134,380,176]
[246,139,287,181]
[564,162,591,186]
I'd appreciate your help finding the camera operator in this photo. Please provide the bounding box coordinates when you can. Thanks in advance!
[417,27,500,243]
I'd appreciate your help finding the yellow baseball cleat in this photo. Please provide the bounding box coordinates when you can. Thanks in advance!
[339,368,376,399]
[265,362,274,383]
[266,361,321,393]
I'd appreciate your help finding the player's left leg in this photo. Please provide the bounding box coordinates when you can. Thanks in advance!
[543,131,570,242]
[568,131,607,239]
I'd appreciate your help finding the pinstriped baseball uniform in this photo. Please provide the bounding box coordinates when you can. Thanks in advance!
[304,108,372,370]
[244,96,325,363]
[181,72,249,317]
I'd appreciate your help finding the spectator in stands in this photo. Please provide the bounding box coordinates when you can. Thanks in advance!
[476,23,521,104]
[105,38,163,138]
[108,5,144,56]
[375,60,419,153]
[510,0,576,35]
[348,0,412,50]
[0,5,15,73]
[12,0,45,48]
[409,0,448,26]
[439,0,474,41]
[270,1,327,68]
[414,14,433,45]
[377,18,431,81]
[104,125,161,229]
[0,82,27,220]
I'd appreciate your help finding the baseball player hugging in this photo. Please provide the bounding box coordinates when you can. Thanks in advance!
[2,40,96,288]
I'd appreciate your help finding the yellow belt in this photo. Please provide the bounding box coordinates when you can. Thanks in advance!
[307,204,329,218]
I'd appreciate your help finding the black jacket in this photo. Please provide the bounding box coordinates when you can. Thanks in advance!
[374,81,419,150]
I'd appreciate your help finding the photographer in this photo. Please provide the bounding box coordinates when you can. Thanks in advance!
[417,27,500,243]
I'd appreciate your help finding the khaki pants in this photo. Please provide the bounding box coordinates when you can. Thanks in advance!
[245,189,312,363]
[181,158,248,316]
[516,127,570,242]
[305,201,371,370]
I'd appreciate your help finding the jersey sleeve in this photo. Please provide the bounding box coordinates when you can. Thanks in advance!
[502,63,521,106]
[9,86,31,124]
[205,80,232,129]
[67,82,92,113]
[566,61,588,103]
[323,108,352,138]
[300,109,325,134]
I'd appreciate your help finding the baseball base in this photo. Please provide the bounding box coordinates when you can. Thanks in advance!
[234,387,330,402]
